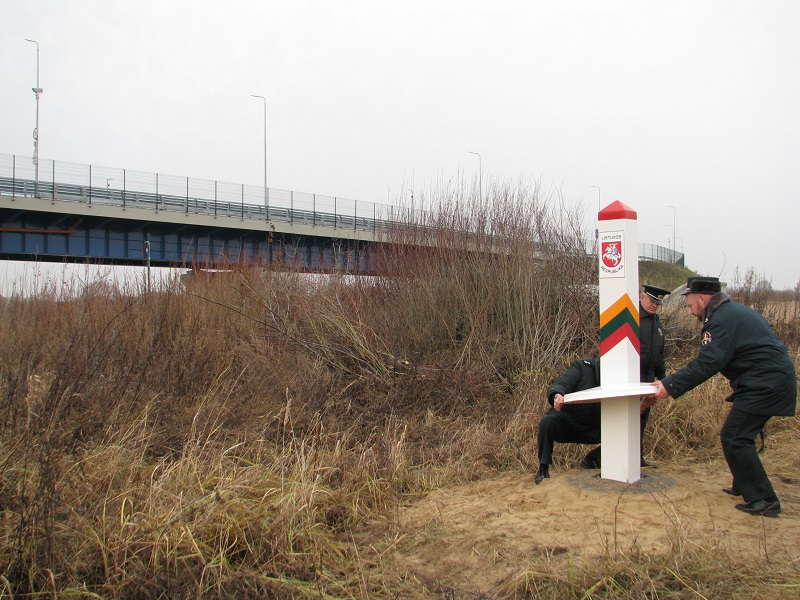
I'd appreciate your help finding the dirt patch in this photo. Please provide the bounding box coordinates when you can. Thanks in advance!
[357,456,800,595]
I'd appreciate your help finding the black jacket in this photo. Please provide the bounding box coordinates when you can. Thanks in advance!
[547,358,601,425]
[639,303,666,383]
[662,294,797,417]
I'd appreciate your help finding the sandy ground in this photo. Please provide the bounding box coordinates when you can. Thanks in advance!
[355,456,800,596]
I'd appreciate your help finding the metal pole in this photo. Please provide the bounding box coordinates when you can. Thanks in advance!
[590,186,601,240]
[666,205,676,262]
[25,39,42,198]
[144,237,151,294]
[250,94,267,217]
[467,151,481,201]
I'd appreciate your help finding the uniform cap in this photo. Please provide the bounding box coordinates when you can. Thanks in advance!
[680,276,721,295]
[642,284,670,305]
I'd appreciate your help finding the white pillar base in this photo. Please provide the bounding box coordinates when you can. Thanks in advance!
[600,396,641,483]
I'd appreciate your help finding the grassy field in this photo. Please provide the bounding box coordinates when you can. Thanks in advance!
[1,187,798,598]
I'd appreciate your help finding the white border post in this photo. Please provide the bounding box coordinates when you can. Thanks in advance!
[564,201,655,483]
[597,201,641,482]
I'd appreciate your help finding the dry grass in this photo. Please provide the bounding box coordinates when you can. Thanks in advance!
[1,179,798,598]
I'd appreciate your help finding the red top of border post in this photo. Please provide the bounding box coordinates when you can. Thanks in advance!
[599,200,637,221]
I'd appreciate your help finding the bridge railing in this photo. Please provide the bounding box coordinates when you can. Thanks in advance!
[1,153,687,267]
[0,153,424,235]
[638,242,685,267]
[584,238,685,267]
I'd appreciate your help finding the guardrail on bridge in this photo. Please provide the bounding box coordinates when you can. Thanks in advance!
[0,153,419,235]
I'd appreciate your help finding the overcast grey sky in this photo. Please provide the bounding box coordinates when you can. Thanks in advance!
[2,1,799,290]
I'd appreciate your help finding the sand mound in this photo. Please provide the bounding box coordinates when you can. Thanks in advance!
[358,456,800,595]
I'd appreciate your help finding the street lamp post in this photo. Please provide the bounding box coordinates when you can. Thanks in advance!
[25,39,42,198]
[666,205,676,261]
[467,151,482,201]
[590,186,601,239]
[665,224,675,263]
[250,94,268,216]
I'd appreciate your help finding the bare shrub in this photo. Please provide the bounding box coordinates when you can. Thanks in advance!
[729,266,773,314]
[0,175,798,596]
[372,179,597,382]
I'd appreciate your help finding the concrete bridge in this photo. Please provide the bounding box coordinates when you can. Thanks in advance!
[0,153,684,275]
[0,153,413,275]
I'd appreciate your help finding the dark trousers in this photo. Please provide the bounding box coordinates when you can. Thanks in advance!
[640,406,651,456]
[720,407,777,503]
[537,409,600,465]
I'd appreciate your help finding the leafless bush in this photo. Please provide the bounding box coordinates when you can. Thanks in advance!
[0,176,798,596]
[729,266,773,313]
[372,179,597,381]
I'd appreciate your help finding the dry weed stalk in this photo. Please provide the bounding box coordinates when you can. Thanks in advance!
[0,176,798,597]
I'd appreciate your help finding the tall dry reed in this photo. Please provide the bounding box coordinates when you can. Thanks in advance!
[0,177,798,597]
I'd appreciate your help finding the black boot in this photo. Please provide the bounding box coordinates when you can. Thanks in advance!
[735,499,781,516]
[535,464,550,484]
[722,480,741,496]
[580,448,601,469]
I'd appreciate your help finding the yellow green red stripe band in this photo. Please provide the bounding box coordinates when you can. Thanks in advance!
[599,295,640,355]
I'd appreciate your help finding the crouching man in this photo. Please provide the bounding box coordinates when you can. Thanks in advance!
[535,356,653,483]
[535,358,601,484]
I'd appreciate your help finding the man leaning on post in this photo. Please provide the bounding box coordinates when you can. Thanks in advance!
[649,276,797,516]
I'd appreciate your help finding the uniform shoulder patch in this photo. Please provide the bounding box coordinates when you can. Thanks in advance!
[702,331,712,345]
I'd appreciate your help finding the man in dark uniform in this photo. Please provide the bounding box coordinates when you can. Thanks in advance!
[579,283,671,469]
[535,358,601,483]
[651,277,797,516]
